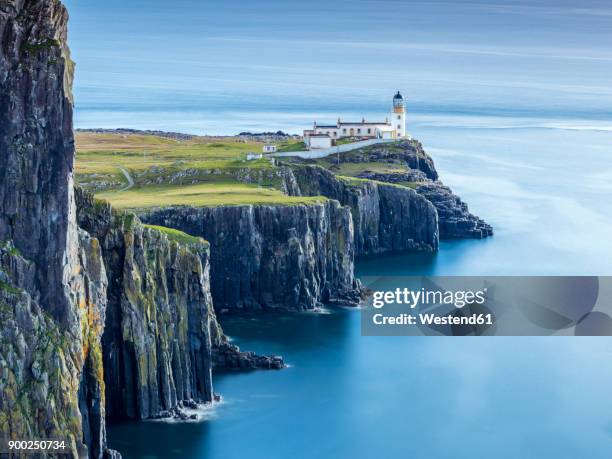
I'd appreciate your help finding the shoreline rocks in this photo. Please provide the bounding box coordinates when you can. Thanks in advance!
[416,183,493,239]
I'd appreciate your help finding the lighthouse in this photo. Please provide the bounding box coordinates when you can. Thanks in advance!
[303,91,409,149]
[392,91,406,138]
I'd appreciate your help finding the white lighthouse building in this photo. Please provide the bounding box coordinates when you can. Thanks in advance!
[392,90,406,138]
[304,91,408,149]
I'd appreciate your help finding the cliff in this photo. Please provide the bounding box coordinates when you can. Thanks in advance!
[287,166,439,255]
[139,200,363,312]
[415,183,493,239]
[285,139,492,240]
[0,235,110,458]
[76,190,216,420]
[76,190,284,420]
[0,1,115,457]
[333,139,439,181]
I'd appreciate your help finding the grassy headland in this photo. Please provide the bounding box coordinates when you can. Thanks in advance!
[98,182,324,209]
[75,131,319,209]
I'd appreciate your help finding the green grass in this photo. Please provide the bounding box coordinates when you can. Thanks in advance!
[334,137,361,146]
[337,176,418,191]
[76,132,307,207]
[322,161,409,177]
[276,140,306,152]
[76,132,269,177]
[143,225,206,245]
[0,241,21,257]
[98,182,326,209]
[0,281,21,295]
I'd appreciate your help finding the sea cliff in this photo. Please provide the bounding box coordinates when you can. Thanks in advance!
[76,190,218,421]
[0,0,114,456]
[140,200,363,312]
[281,140,493,240]
[287,165,439,255]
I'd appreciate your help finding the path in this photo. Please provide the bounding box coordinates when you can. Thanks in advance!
[117,166,134,192]
[270,138,396,160]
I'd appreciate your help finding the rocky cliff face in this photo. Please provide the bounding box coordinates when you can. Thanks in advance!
[76,190,218,421]
[76,190,284,421]
[416,183,493,239]
[0,0,77,322]
[287,166,439,255]
[140,201,363,312]
[0,235,110,458]
[290,140,493,240]
[0,1,115,457]
[333,140,439,181]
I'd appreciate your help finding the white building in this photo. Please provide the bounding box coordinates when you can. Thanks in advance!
[308,134,333,149]
[263,145,277,153]
[246,153,263,161]
[304,91,407,149]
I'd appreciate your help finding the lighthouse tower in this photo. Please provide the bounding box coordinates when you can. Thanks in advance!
[392,91,406,138]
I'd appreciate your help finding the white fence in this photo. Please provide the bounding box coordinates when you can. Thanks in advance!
[270,138,395,160]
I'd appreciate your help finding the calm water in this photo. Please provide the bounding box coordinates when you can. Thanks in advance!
[65,0,612,457]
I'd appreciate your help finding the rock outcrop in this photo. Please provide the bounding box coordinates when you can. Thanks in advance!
[76,191,217,420]
[286,139,492,241]
[0,1,116,456]
[415,183,493,239]
[212,340,284,370]
[140,201,363,312]
[329,140,439,181]
[344,141,492,239]
[287,166,439,255]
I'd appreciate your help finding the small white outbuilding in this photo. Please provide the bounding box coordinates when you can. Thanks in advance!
[308,134,333,149]
[263,145,277,153]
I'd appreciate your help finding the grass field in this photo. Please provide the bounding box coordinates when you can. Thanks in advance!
[75,132,324,207]
[76,132,270,177]
[276,140,306,152]
[96,182,325,210]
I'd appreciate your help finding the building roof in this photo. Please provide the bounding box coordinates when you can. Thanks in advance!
[338,121,390,126]
[394,91,403,100]
[315,125,338,129]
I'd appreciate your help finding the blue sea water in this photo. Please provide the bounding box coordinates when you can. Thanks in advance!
[62,0,612,457]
